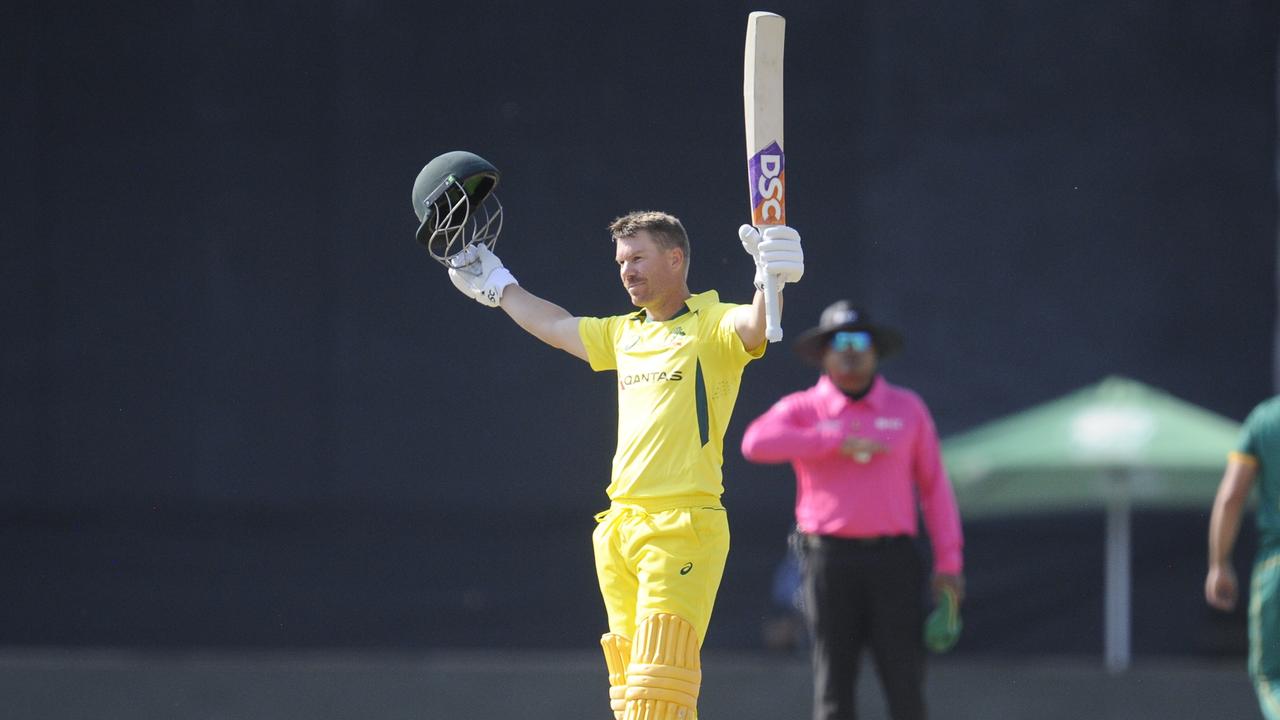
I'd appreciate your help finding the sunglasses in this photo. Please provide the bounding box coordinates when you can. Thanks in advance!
[830,331,872,353]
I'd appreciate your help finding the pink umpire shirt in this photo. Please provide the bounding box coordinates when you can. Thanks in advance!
[740,374,964,574]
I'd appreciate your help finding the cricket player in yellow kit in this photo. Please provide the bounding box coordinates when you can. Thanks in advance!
[442,207,803,720]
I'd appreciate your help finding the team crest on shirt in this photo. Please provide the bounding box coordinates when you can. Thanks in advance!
[661,325,690,347]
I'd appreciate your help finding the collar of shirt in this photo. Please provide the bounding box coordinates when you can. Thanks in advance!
[628,290,719,322]
[815,373,887,415]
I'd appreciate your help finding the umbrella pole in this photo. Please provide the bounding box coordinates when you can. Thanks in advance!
[1104,470,1132,673]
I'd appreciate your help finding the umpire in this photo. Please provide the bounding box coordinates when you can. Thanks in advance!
[741,302,964,720]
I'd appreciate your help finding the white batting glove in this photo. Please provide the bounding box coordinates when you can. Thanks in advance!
[740,224,804,290]
[447,244,518,307]
[739,224,767,288]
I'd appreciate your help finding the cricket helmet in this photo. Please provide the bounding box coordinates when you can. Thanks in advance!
[412,150,503,264]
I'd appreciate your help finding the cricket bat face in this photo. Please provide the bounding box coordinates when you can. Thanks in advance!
[744,11,785,227]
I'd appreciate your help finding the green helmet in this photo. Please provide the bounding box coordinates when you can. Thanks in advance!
[411,151,503,264]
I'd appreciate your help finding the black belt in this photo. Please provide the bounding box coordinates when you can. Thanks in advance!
[796,532,912,550]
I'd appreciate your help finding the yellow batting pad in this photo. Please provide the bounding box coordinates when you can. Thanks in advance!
[624,613,702,720]
[601,633,632,720]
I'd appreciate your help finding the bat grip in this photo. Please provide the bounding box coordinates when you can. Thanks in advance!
[763,272,783,342]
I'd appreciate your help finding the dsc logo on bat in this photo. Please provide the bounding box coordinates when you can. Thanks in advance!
[749,141,786,225]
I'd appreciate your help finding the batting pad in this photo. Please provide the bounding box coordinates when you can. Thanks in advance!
[624,613,702,720]
[601,633,632,720]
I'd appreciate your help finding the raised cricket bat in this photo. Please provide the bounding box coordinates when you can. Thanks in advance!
[744,11,786,342]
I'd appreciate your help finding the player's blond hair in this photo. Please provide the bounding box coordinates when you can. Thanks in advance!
[609,211,691,262]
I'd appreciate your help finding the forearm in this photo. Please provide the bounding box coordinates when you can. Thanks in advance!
[1208,492,1246,568]
[741,412,841,463]
[921,486,964,574]
[735,287,781,352]
[498,285,587,360]
[1208,461,1256,568]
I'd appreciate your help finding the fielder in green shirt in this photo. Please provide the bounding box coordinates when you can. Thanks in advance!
[1207,395,1280,719]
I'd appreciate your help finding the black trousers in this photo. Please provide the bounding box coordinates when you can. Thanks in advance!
[798,533,926,720]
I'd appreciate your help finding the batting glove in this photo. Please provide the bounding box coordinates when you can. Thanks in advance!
[740,224,804,290]
[447,244,518,307]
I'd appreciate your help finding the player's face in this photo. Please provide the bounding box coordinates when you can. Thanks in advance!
[616,231,683,308]
[822,336,878,393]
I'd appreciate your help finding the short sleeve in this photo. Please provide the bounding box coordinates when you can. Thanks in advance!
[579,315,623,372]
[1238,406,1261,458]
[712,303,766,366]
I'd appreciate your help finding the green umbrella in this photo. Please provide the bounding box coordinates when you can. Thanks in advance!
[942,376,1241,671]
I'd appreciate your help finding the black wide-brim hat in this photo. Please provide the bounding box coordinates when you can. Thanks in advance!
[793,300,904,365]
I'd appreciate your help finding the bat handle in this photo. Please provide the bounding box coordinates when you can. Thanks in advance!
[763,272,783,342]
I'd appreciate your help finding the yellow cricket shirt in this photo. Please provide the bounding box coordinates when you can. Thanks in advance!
[578,290,765,502]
